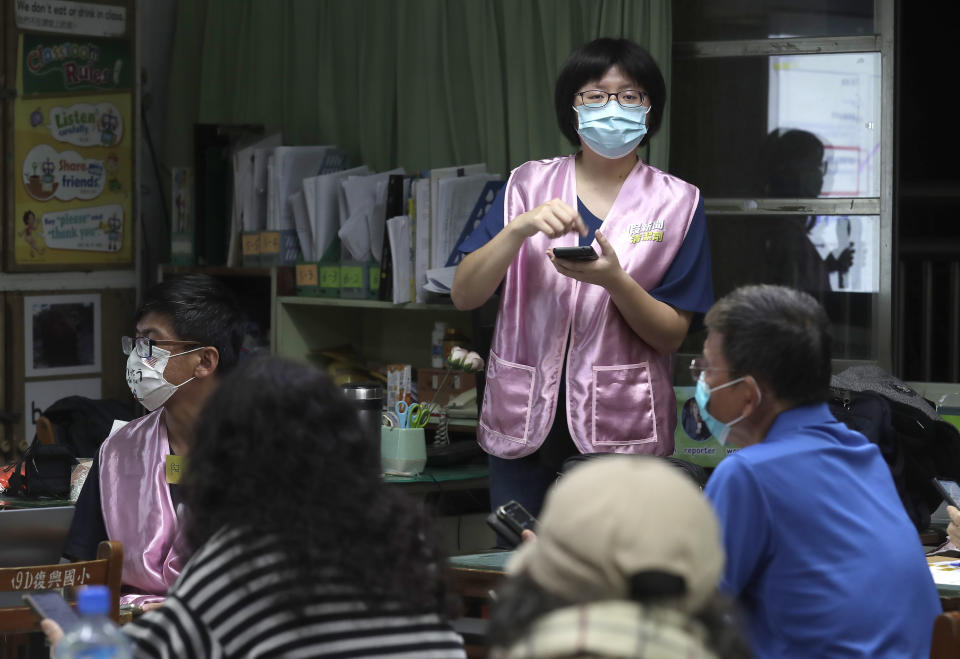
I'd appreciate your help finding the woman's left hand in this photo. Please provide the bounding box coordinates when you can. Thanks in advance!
[547,229,622,288]
[947,506,960,547]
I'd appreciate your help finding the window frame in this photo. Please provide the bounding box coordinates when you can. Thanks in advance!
[672,1,894,370]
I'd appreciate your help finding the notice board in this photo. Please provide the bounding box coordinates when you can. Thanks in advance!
[3,0,135,271]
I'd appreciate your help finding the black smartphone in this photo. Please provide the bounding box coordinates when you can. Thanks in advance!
[497,500,537,536]
[486,500,537,548]
[552,246,598,261]
[23,591,80,630]
[933,478,960,508]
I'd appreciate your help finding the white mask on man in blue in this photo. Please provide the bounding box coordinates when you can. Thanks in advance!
[694,373,762,446]
[574,103,649,159]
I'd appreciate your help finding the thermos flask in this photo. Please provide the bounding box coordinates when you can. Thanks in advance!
[340,383,384,447]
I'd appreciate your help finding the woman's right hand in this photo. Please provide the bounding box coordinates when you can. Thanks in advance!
[512,199,588,239]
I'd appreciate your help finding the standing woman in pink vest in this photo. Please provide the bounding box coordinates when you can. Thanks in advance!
[451,38,714,527]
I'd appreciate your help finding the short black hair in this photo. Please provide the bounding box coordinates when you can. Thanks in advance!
[705,285,832,406]
[757,128,825,197]
[554,38,667,149]
[23,210,35,224]
[136,273,245,375]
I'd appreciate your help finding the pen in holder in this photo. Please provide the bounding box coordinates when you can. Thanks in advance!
[381,426,427,476]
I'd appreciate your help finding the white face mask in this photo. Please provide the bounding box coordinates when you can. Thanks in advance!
[125,345,203,411]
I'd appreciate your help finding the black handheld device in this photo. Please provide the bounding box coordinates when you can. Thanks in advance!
[933,477,960,509]
[486,500,537,548]
[552,246,598,261]
[23,591,80,630]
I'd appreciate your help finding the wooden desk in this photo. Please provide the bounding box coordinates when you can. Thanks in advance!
[928,556,960,610]
[0,497,72,510]
[447,552,510,659]
[448,551,510,600]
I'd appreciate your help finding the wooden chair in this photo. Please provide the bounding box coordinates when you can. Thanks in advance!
[0,540,123,634]
[932,611,960,659]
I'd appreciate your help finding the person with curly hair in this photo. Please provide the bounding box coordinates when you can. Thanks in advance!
[46,356,466,657]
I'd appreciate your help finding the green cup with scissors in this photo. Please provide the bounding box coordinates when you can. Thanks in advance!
[395,401,429,428]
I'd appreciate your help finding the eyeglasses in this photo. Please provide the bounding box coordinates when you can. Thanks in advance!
[122,336,200,359]
[576,89,649,109]
[689,358,733,382]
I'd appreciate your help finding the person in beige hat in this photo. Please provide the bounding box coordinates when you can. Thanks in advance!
[486,456,749,659]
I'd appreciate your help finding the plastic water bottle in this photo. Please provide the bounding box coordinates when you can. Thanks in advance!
[57,586,132,658]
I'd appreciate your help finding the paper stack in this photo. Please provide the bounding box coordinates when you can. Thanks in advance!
[300,165,371,261]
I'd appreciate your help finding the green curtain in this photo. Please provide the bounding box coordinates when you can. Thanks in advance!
[164,0,671,177]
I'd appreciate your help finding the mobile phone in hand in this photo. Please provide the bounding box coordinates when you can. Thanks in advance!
[23,591,80,631]
[933,477,960,509]
[486,500,537,548]
[552,246,598,261]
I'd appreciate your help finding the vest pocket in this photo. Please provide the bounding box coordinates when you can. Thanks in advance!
[591,363,657,446]
[479,350,537,445]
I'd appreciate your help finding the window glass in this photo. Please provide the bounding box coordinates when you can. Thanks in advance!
[707,214,878,360]
[670,53,881,199]
[674,0,874,41]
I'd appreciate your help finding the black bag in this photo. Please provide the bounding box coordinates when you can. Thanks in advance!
[37,396,136,458]
[829,365,960,531]
[6,440,77,498]
[3,396,136,498]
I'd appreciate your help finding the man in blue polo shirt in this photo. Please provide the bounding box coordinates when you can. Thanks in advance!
[696,285,939,658]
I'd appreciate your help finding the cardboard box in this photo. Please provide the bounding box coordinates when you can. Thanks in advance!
[417,368,476,408]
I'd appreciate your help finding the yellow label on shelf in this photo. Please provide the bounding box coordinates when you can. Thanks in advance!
[296,263,318,287]
[320,266,341,288]
[341,265,363,288]
[241,233,261,255]
[260,231,281,254]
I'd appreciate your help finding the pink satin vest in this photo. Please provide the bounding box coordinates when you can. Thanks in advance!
[99,409,185,606]
[478,155,700,459]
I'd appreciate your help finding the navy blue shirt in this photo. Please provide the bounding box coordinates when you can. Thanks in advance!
[458,185,714,315]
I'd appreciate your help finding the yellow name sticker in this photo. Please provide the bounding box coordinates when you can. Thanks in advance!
[628,220,665,243]
[165,455,187,484]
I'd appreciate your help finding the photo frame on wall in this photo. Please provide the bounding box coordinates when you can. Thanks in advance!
[24,293,102,377]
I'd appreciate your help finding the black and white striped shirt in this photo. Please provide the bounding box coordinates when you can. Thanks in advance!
[123,527,466,658]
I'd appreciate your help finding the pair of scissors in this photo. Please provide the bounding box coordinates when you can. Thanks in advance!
[395,401,429,428]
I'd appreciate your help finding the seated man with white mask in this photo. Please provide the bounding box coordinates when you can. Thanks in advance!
[697,284,939,658]
[63,274,245,608]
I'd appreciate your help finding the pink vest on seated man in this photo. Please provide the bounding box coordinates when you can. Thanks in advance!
[99,409,186,607]
[478,155,699,459]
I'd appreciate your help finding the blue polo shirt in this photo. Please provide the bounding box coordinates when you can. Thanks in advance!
[705,404,940,658]
[457,186,714,316]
